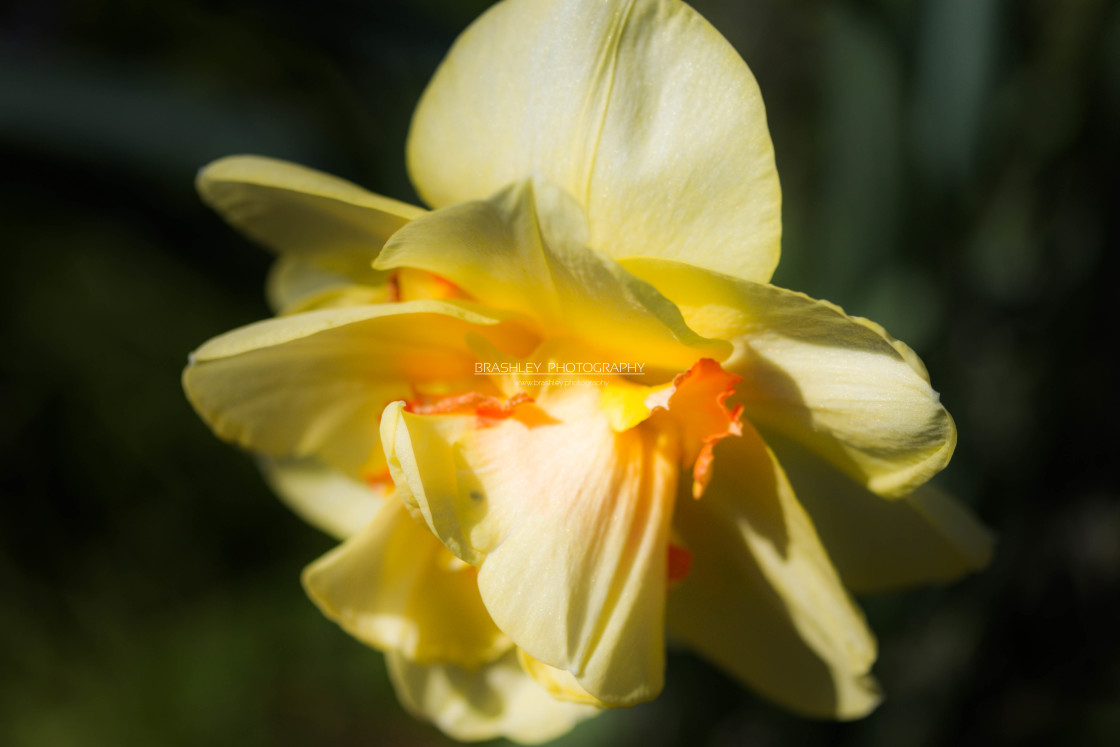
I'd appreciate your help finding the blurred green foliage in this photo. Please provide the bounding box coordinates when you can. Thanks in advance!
[2,0,1117,745]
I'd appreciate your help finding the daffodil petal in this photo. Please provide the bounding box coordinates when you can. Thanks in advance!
[265,253,394,314]
[184,301,531,476]
[275,282,396,316]
[258,456,386,540]
[197,155,424,257]
[387,649,598,744]
[382,388,678,706]
[376,179,729,373]
[765,432,993,593]
[266,253,354,314]
[303,499,510,668]
[269,263,472,317]
[379,402,480,564]
[623,258,955,498]
[517,650,608,708]
[408,0,781,282]
[668,425,880,720]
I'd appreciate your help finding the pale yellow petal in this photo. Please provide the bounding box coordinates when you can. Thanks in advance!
[387,649,598,744]
[623,258,955,498]
[264,253,393,314]
[600,378,673,432]
[197,155,423,257]
[379,401,479,563]
[376,179,729,374]
[907,485,996,572]
[258,456,386,540]
[183,301,534,476]
[517,650,608,707]
[303,499,510,668]
[268,263,471,316]
[408,0,781,282]
[764,432,993,593]
[274,282,395,316]
[381,387,677,706]
[668,426,881,719]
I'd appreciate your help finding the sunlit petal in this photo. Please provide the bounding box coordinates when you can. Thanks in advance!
[198,155,423,257]
[303,499,510,667]
[198,155,424,312]
[258,456,385,540]
[382,388,678,706]
[517,650,608,707]
[387,649,598,744]
[377,179,729,373]
[408,0,781,282]
[623,258,955,498]
[184,301,534,476]
[264,253,394,314]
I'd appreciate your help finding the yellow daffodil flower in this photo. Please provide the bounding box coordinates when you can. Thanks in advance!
[184,0,993,742]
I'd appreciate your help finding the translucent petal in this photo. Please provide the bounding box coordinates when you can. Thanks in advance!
[381,387,678,706]
[517,649,608,707]
[184,301,533,476]
[408,0,781,282]
[303,499,510,668]
[766,432,993,593]
[668,426,881,719]
[376,179,729,374]
[623,258,955,497]
[258,456,385,540]
[264,253,394,314]
[197,155,423,257]
[387,649,598,744]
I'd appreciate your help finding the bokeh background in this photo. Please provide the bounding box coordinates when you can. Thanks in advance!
[2,0,1118,745]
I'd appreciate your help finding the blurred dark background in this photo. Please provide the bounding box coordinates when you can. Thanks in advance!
[2,0,1117,745]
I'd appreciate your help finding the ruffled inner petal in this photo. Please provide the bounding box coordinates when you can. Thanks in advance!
[623,257,956,498]
[387,649,599,744]
[601,358,743,497]
[303,498,511,668]
[381,386,678,706]
[376,178,729,375]
[184,300,535,477]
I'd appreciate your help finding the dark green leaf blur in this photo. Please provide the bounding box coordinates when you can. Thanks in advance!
[2,0,1117,745]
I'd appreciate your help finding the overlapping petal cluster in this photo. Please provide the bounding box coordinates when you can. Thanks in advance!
[183,0,992,742]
